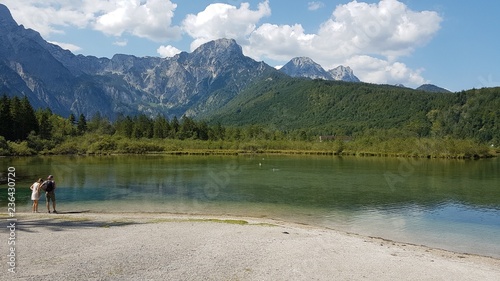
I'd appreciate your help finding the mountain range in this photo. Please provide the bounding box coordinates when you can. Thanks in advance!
[0,4,450,121]
[0,4,278,119]
[279,57,360,82]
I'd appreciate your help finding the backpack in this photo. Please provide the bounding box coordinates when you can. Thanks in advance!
[42,180,55,192]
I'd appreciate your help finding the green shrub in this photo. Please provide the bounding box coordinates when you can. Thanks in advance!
[0,136,10,156]
[50,139,84,155]
[88,136,118,154]
[8,141,35,156]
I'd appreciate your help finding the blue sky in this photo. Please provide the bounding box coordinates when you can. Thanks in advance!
[3,0,500,91]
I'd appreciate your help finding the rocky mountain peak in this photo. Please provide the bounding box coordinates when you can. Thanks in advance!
[191,38,243,59]
[0,4,17,29]
[280,57,331,80]
[289,57,318,66]
[213,38,242,51]
[280,56,360,82]
[329,65,360,82]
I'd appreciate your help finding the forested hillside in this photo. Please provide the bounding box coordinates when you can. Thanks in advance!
[209,76,500,145]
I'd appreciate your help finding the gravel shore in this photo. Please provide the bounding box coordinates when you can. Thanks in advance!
[3,212,500,280]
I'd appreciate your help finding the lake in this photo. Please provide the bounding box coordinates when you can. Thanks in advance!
[2,155,499,258]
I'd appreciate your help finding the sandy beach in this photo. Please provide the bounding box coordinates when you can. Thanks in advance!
[2,212,500,280]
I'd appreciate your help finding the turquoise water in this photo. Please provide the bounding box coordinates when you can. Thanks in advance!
[1,155,499,258]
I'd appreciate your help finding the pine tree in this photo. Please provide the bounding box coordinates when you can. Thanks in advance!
[9,96,22,141]
[69,113,76,125]
[153,115,170,139]
[0,95,12,140]
[77,114,87,135]
[20,96,39,137]
[170,116,180,138]
[114,115,133,138]
[179,116,196,139]
[37,108,53,140]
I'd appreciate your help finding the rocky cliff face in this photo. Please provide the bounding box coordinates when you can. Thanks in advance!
[0,4,79,114]
[280,57,360,82]
[279,57,332,80]
[0,4,275,119]
[328,66,360,82]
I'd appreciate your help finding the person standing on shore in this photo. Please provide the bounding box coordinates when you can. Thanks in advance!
[30,178,43,213]
[43,175,57,214]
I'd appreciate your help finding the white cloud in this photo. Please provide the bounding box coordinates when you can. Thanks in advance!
[308,2,325,11]
[3,0,181,41]
[346,55,427,86]
[113,39,128,47]
[3,0,95,36]
[247,23,315,61]
[316,0,442,59]
[157,45,181,58]
[94,0,181,41]
[48,41,82,52]
[182,0,271,51]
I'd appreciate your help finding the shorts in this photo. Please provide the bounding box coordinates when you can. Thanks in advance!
[46,192,56,203]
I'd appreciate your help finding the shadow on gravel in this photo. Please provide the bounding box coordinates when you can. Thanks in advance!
[1,212,141,233]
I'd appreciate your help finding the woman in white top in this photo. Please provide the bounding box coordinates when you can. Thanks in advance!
[30,178,43,213]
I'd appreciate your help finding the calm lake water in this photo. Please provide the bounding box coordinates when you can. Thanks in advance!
[2,155,499,258]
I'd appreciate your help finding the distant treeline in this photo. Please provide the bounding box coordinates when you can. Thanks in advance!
[0,93,497,158]
[0,94,292,155]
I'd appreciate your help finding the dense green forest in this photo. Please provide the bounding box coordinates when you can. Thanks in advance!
[1,80,499,158]
[209,76,500,145]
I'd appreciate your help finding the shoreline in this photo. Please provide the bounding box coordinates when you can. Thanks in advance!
[10,147,498,159]
[75,211,500,259]
[3,212,500,280]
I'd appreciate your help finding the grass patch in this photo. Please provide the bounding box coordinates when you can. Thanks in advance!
[98,220,132,228]
[148,218,249,225]
[54,216,91,222]
[194,219,249,225]
[253,222,278,227]
[148,218,179,223]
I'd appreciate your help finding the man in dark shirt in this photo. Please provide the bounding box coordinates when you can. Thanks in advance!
[45,175,57,213]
